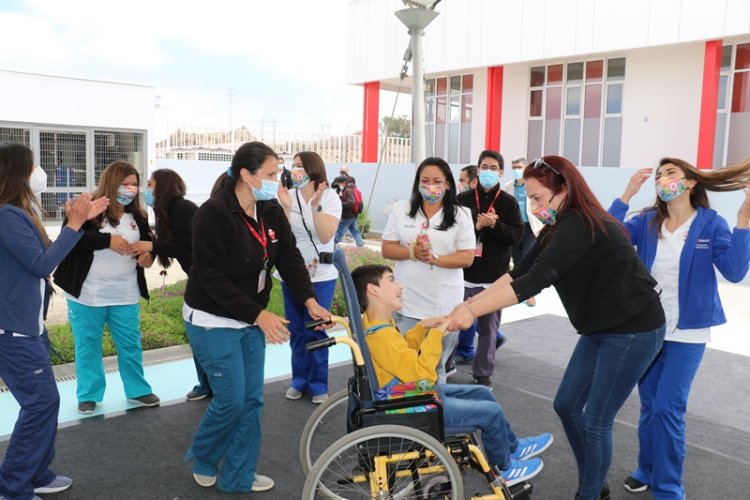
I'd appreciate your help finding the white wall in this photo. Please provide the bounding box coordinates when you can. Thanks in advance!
[500,64,529,161]
[0,69,156,164]
[619,43,705,167]
[348,0,750,85]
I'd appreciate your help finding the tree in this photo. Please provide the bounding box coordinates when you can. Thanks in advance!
[380,115,411,138]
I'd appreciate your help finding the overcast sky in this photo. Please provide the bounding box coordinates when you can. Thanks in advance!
[0,0,410,139]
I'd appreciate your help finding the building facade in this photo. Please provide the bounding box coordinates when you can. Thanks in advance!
[0,69,155,220]
[348,0,750,168]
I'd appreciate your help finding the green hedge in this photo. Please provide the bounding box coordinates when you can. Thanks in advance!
[46,246,391,365]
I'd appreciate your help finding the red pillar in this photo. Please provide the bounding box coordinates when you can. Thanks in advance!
[485,66,504,151]
[362,82,380,163]
[696,40,723,169]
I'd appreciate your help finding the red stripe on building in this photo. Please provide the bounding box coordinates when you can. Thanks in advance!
[696,40,723,169]
[362,82,380,163]
[485,66,504,151]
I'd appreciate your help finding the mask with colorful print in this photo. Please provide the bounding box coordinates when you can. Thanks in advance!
[656,176,688,202]
[117,185,137,206]
[290,167,310,189]
[532,193,559,225]
[418,184,446,204]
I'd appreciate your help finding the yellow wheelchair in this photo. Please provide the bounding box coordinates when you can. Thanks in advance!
[299,250,534,499]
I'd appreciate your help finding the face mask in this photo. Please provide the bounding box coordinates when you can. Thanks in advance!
[291,167,310,189]
[418,184,446,204]
[512,169,524,181]
[656,176,688,202]
[143,188,155,207]
[30,166,48,195]
[251,177,279,201]
[117,185,137,206]
[478,170,500,189]
[532,193,559,225]
[458,182,472,193]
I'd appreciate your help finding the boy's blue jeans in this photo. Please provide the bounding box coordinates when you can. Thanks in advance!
[440,383,518,471]
[553,326,665,500]
[185,321,265,493]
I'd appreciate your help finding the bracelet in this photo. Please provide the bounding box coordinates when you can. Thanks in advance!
[408,242,417,261]
[463,303,477,321]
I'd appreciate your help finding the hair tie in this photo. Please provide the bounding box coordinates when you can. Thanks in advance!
[226,166,233,178]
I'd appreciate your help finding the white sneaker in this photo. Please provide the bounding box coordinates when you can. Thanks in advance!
[285,387,302,400]
[252,474,274,492]
[193,472,217,487]
[312,393,329,404]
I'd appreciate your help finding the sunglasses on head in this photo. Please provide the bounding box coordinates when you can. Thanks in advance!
[531,157,562,177]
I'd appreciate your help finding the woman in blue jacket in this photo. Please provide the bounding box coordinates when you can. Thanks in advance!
[609,157,750,499]
[0,142,107,500]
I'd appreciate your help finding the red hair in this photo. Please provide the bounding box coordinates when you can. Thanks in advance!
[524,155,624,243]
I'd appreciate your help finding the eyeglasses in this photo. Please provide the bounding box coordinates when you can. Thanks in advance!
[532,157,561,177]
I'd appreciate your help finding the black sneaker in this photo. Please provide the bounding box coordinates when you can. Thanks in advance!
[78,401,96,414]
[186,390,212,401]
[474,376,492,388]
[129,393,161,407]
[623,476,648,493]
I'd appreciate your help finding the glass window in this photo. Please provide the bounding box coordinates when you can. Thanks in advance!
[426,79,436,97]
[721,46,732,71]
[449,96,460,122]
[436,78,447,96]
[94,130,145,185]
[606,84,623,114]
[566,87,581,116]
[548,64,563,85]
[584,84,602,118]
[718,75,728,111]
[735,43,750,70]
[450,76,461,95]
[567,62,584,83]
[436,96,447,124]
[0,127,31,145]
[607,58,626,81]
[546,87,562,119]
[461,94,472,123]
[586,60,603,82]
[731,72,750,113]
[530,90,543,117]
[462,74,473,94]
[602,117,622,167]
[530,66,545,87]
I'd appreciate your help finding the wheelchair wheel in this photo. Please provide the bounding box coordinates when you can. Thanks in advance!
[300,388,349,474]
[303,424,463,500]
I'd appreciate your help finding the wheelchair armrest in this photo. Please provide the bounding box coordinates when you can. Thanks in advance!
[371,394,439,413]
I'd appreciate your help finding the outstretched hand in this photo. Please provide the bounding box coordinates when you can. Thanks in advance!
[621,167,653,204]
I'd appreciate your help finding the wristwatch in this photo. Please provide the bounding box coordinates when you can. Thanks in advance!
[432,254,440,265]
[313,205,323,212]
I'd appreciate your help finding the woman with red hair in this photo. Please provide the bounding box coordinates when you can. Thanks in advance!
[447,155,666,500]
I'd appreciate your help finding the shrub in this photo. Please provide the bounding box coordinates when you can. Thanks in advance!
[329,246,393,316]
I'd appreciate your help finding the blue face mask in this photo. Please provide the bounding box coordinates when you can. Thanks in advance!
[478,170,500,189]
[251,177,279,201]
[512,169,524,181]
[143,188,155,207]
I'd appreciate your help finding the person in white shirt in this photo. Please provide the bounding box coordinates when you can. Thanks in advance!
[277,151,342,404]
[381,157,476,383]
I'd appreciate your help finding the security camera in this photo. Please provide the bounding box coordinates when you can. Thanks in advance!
[402,0,441,10]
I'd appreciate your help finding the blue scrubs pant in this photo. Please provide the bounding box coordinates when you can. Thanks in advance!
[283,279,336,397]
[67,300,152,402]
[0,332,59,500]
[185,321,265,493]
[632,341,705,500]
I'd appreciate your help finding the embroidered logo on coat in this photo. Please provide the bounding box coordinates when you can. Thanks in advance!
[695,238,710,250]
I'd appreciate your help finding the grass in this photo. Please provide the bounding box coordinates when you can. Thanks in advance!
[46,246,390,366]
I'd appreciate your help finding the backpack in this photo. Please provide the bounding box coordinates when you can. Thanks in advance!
[349,185,364,214]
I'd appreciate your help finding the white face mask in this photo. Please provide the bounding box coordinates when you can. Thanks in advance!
[30,166,48,195]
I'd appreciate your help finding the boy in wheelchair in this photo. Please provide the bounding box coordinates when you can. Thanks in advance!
[351,264,553,487]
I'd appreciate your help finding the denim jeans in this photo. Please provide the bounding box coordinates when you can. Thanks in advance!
[553,325,665,500]
[185,321,266,493]
[440,383,518,470]
[334,217,364,246]
[394,312,458,384]
[283,279,337,396]
[633,341,705,500]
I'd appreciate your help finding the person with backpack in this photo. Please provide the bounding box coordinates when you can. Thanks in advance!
[334,176,365,247]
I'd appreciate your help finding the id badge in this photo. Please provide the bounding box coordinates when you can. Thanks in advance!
[308,258,319,278]
[257,269,267,293]
[474,242,483,257]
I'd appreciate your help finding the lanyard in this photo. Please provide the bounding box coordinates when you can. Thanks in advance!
[475,187,501,215]
[240,215,269,268]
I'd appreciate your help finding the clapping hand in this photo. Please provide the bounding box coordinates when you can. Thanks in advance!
[277,184,292,213]
[64,193,109,231]
[621,167,653,204]
[310,182,327,209]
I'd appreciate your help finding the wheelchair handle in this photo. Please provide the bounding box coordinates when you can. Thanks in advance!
[306,337,337,352]
[304,318,331,329]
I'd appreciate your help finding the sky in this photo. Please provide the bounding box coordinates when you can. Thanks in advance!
[0,0,410,140]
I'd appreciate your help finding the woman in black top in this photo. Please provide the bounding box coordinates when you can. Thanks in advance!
[182,141,330,494]
[447,156,666,500]
[130,168,209,401]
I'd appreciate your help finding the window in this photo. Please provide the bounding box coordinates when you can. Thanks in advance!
[95,130,145,185]
[0,126,30,145]
[528,58,626,167]
[425,73,473,163]
[722,42,750,165]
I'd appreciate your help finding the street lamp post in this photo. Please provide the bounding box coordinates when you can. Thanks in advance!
[395,4,439,164]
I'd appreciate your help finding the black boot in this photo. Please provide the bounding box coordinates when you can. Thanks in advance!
[574,481,610,500]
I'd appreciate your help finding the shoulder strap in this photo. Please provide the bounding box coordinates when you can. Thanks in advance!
[295,189,321,258]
